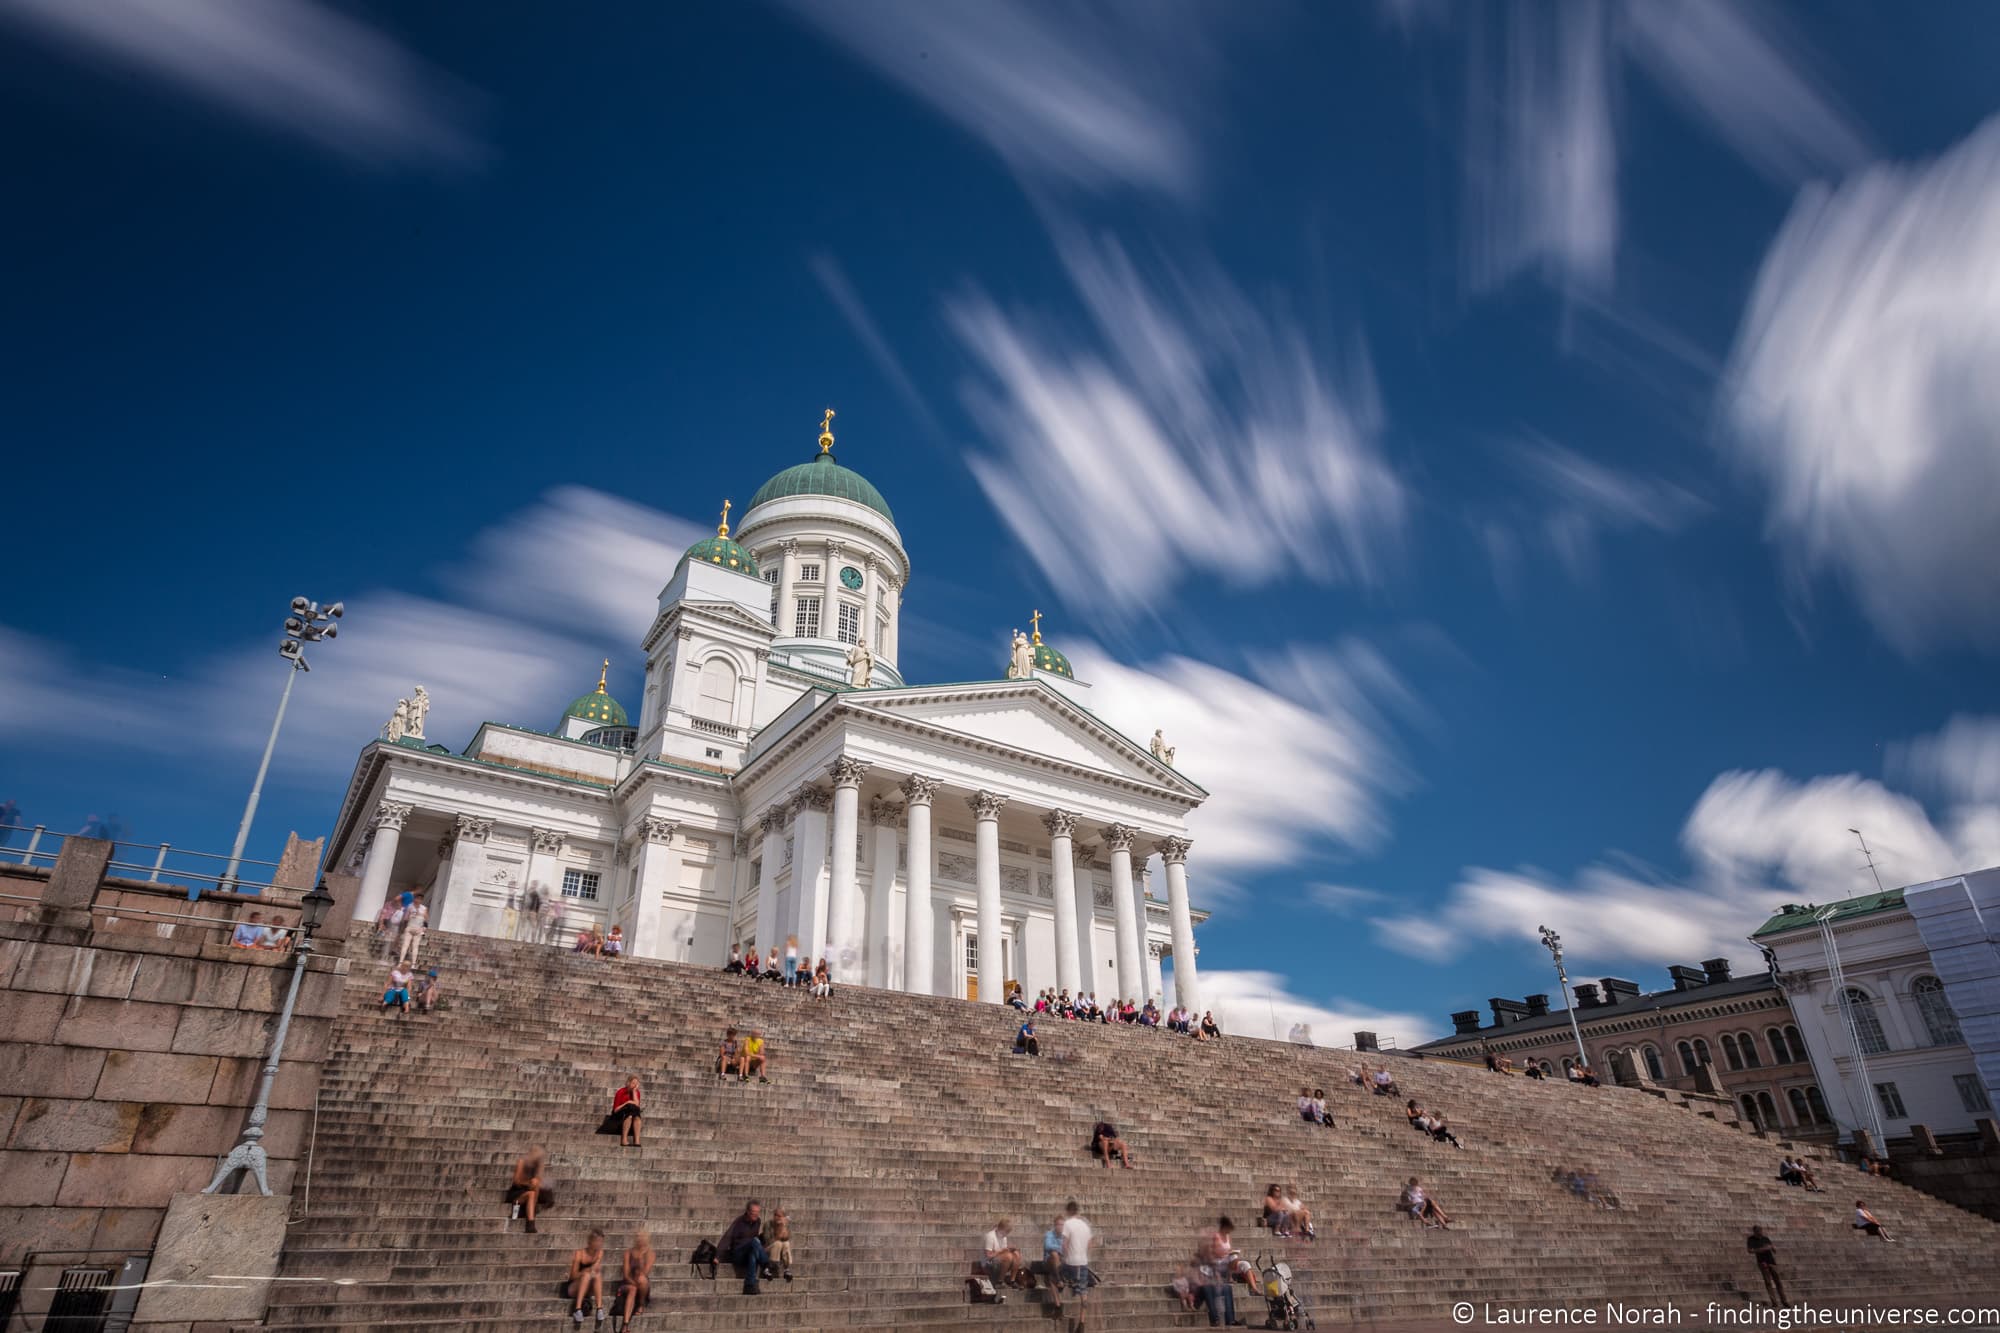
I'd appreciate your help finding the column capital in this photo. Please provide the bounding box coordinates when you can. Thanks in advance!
[1148,940,1169,959]
[641,816,677,845]
[1100,822,1139,853]
[828,756,871,789]
[781,537,799,555]
[454,814,493,844]
[1071,840,1099,867]
[967,790,1010,821]
[373,801,413,832]
[791,784,832,815]
[900,774,943,807]
[869,796,906,828]
[760,806,790,834]
[1042,809,1079,839]
[1153,835,1192,864]
[530,827,566,856]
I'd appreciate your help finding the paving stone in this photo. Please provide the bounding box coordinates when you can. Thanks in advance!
[8,1097,141,1153]
[96,1050,222,1105]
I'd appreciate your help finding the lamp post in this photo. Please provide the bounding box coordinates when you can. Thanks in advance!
[204,876,336,1195]
[217,597,343,896]
[1539,925,1590,1070]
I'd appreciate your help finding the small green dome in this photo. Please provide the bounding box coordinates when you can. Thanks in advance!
[563,662,628,728]
[1032,641,1074,678]
[683,533,760,577]
[747,451,895,523]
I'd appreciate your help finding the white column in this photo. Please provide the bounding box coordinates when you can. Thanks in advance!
[825,758,868,982]
[754,807,785,954]
[527,827,566,925]
[1145,939,1165,1004]
[1136,863,1161,1001]
[436,815,491,933]
[867,795,904,989]
[900,776,939,996]
[778,539,799,635]
[883,580,902,667]
[790,786,832,960]
[1104,824,1142,1005]
[350,801,411,922]
[629,817,679,958]
[1158,836,1200,1014]
[1044,810,1082,995]
[863,556,882,656]
[970,790,1010,1004]
[1072,841,1099,999]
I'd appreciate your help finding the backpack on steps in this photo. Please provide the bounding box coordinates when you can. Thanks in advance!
[965,1265,1004,1304]
[689,1240,719,1279]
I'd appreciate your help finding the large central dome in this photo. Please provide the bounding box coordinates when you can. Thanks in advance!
[744,411,895,523]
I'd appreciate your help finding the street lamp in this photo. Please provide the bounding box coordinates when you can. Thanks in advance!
[1539,925,1590,1070]
[204,876,336,1195]
[216,597,344,896]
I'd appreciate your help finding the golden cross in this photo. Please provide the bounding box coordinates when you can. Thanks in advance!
[597,658,610,693]
[1030,608,1043,644]
[719,498,731,535]
[818,407,836,453]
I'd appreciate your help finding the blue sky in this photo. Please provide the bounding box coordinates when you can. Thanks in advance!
[4,1,1999,1043]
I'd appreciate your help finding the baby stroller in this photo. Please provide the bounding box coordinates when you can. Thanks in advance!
[1255,1251,1316,1330]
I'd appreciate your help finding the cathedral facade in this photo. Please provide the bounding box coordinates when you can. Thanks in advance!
[329,415,1209,1008]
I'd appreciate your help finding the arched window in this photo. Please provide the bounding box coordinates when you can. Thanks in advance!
[1561,1056,1576,1074]
[1643,1045,1665,1081]
[1677,1041,1697,1076]
[1757,1091,1779,1126]
[1912,976,1963,1046]
[1784,1025,1802,1057]
[1540,1060,1555,1077]
[1806,1086,1829,1124]
[694,659,738,723]
[1766,1027,1791,1065]
[1722,1034,1744,1071]
[1786,1087,1810,1124]
[1693,1037,1711,1067]
[1740,1094,1761,1126]
[1841,987,1889,1055]
[1737,1031,1760,1068]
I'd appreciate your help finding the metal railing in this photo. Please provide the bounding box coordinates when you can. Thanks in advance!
[0,824,293,899]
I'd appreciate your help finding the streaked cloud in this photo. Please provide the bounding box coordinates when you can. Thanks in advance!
[1197,968,1437,1049]
[809,255,941,435]
[0,0,483,165]
[1721,115,2000,653]
[1308,883,1386,914]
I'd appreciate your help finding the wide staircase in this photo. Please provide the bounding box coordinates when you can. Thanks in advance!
[264,930,2000,1330]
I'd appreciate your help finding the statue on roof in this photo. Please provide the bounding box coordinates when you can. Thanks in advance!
[386,698,409,743]
[846,637,874,688]
[407,685,430,740]
[1007,629,1033,680]
[1150,729,1176,766]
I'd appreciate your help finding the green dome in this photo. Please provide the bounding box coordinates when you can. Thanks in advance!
[747,451,895,524]
[1032,641,1074,678]
[563,663,628,728]
[683,533,760,577]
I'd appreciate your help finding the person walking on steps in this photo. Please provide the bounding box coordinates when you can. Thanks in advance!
[718,1200,769,1296]
[617,1229,654,1325]
[1051,1199,1094,1323]
[1197,1217,1245,1327]
[395,896,427,966]
[564,1228,606,1323]
[508,1146,552,1233]
[1747,1226,1792,1309]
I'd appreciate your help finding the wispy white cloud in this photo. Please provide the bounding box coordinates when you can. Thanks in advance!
[1721,115,2000,653]
[780,0,1209,198]
[1895,715,2000,806]
[0,0,483,165]
[955,229,1404,615]
[809,255,941,435]
[1308,883,1384,914]
[1196,969,1437,1049]
[1373,737,2000,968]
[1513,437,1707,580]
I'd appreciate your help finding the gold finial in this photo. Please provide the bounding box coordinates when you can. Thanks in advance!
[596,659,610,695]
[718,498,732,537]
[818,407,836,455]
[1030,608,1043,645]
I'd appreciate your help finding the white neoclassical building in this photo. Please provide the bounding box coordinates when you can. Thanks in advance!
[329,413,1210,1009]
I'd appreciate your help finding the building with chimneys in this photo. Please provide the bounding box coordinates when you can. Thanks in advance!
[1411,957,1827,1135]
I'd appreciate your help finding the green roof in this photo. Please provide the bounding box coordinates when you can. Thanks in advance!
[682,533,761,578]
[747,451,894,523]
[1028,640,1073,679]
[1751,887,1906,938]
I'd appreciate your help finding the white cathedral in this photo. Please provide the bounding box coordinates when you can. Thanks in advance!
[332,413,1209,1010]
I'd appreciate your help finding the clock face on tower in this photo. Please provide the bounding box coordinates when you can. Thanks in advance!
[839,566,864,591]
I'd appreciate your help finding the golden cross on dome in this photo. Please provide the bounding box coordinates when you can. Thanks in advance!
[596,659,610,695]
[818,407,836,455]
[718,498,732,537]
[1030,608,1043,645]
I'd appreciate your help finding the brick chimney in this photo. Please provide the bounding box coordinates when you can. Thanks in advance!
[1702,957,1732,983]
[1572,983,1601,1009]
[1524,994,1550,1018]
[1451,1010,1484,1036]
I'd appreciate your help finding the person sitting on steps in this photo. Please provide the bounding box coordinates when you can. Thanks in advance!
[740,1029,769,1083]
[1090,1119,1135,1169]
[764,945,781,981]
[508,1146,552,1234]
[415,969,441,1013]
[1310,1088,1334,1127]
[1372,1067,1400,1097]
[809,958,832,999]
[381,963,414,1015]
[717,1199,770,1295]
[617,1229,653,1325]
[1262,1183,1293,1236]
[983,1217,1028,1289]
[564,1228,607,1324]
[725,944,745,974]
[1525,1060,1546,1080]
[1014,1019,1040,1057]
[1298,1085,1320,1125]
[609,1075,643,1146]
[717,1027,742,1081]
[1853,1199,1895,1242]
[742,947,761,980]
[761,1206,794,1282]
[1402,1176,1451,1229]
[603,924,624,958]
[1196,1011,1222,1042]
[1282,1183,1317,1240]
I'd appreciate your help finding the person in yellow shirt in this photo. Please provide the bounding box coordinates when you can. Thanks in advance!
[740,1029,769,1084]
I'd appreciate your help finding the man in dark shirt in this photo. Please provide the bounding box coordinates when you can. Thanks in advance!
[718,1200,769,1296]
[1746,1226,1790,1308]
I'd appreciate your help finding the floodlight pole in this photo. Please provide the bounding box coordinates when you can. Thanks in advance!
[1540,925,1589,1070]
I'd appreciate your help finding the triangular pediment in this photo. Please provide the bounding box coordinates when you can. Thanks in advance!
[846,683,1201,796]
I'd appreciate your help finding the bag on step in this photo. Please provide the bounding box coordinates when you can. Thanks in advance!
[690,1239,719,1279]
[966,1266,1004,1304]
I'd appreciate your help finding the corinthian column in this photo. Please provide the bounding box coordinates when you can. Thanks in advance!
[1044,810,1082,995]
[825,757,869,983]
[351,801,412,923]
[900,775,940,995]
[790,785,832,958]
[970,790,1010,1003]
[1156,836,1199,1013]
[754,807,786,953]
[867,795,904,988]
[1103,824,1142,1005]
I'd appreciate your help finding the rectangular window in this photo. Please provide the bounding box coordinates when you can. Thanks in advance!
[836,602,861,644]
[875,616,886,653]
[794,596,821,638]
[763,568,779,584]
[1872,1081,1907,1119]
[799,562,822,583]
[561,868,600,902]
[1956,1074,1992,1113]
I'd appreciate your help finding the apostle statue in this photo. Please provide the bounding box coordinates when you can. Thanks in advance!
[1007,629,1033,680]
[407,685,430,739]
[846,638,874,688]
[386,698,409,743]
[1150,728,1176,766]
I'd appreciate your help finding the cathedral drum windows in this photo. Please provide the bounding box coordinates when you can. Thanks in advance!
[794,595,822,639]
[799,562,822,584]
[836,602,861,645]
